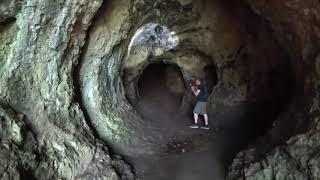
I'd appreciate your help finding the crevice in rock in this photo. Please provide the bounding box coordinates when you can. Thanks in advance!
[72,15,101,142]
[204,64,218,94]
[73,47,100,140]
[0,17,16,27]
[17,163,37,180]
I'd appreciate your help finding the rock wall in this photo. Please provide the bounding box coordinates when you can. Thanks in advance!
[227,0,320,179]
[0,0,133,179]
[246,0,320,143]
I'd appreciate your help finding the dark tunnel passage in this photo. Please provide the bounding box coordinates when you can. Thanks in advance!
[137,62,186,116]
[204,64,218,94]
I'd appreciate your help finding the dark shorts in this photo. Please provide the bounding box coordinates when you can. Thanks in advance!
[193,101,207,115]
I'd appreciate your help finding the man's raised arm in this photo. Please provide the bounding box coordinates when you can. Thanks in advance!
[191,85,200,96]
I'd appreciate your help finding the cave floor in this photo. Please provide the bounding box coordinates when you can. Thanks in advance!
[131,125,225,180]
[130,107,254,180]
[129,90,256,180]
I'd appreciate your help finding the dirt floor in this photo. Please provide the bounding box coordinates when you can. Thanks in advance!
[129,63,269,180]
[132,104,251,180]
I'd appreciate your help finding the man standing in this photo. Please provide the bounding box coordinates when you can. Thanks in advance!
[189,79,210,130]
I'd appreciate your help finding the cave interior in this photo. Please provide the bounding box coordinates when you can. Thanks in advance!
[80,0,295,178]
[1,0,318,179]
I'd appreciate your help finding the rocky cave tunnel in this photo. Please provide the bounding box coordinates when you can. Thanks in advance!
[137,62,186,114]
[135,62,218,116]
[1,0,320,180]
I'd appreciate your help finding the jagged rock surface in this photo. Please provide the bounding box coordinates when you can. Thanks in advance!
[227,0,320,179]
[0,0,133,179]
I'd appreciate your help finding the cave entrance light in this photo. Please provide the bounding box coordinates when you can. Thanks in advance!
[128,23,179,54]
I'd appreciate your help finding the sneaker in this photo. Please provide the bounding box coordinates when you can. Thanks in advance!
[189,124,199,129]
[201,125,210,130]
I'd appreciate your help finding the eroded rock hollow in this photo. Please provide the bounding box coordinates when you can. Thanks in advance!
[0,0,319,179]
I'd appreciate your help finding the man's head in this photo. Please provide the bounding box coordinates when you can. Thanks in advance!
[195,79,201,85]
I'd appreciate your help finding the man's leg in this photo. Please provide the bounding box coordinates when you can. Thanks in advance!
[203,114,209,125]
[190,113,199,128]
[200,114,210,130]
[190,103,200,128]
[194,113,199,124]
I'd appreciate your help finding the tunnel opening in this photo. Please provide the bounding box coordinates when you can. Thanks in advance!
[137,62,186,116]
[204,64,218,94]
